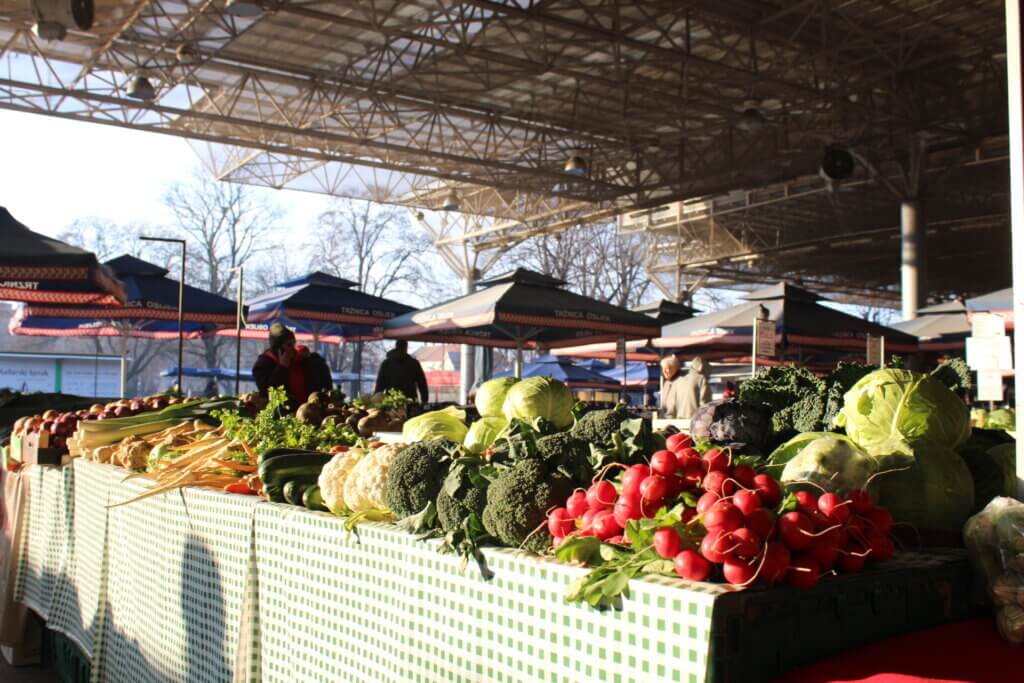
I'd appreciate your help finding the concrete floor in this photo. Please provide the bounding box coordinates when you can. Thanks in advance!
[0,656,60,683]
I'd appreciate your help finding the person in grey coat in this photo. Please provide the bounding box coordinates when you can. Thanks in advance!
[660,355,712,419]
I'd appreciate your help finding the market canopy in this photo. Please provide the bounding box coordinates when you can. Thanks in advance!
[13,255,239,326]
[160,366,375,384]
[553,342,662,362]
[657,282,919,353]
[243,271,414,342]
[0,207,126,305]
[600,361,660,388]
[9,307,216,340]
[384,269,662,350]
[491,354,621,390]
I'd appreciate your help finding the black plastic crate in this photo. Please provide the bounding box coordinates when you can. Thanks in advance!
[707,550,973,683]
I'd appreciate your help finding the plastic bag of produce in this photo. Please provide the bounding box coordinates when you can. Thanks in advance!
[963,497,1024,645]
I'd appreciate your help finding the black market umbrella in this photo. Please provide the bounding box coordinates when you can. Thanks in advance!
[656,282,919,359]
[383,269,662,376]
[243,271,414,342]
[892,300,971,351]
[13,255,238,395]
[0,207,126,305]
[490,354,622,390]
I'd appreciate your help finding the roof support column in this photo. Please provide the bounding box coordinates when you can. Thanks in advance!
[900,199,925,321]
[459,273,477,405]
[1005,0,1024,497]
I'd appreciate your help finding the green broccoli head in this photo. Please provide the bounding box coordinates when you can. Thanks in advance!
[533,431,594,487]
[384,438,457,519]
[436,484,488,534]
[482,459,573,554]
[570,406,629,450]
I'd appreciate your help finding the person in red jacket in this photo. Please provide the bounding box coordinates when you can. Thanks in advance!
[252,323,332,409]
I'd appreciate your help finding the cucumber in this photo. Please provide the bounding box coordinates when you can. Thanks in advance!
[302,485,328,512]
[283,480,310,506]
[264,474,319,503]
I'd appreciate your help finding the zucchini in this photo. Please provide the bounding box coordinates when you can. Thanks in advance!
[283,480,310,506]
[302,485,328,512]
[258,452,332,503]
[257,447,326,466]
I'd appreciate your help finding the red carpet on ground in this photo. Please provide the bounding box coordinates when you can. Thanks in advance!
[774,619,1021,683]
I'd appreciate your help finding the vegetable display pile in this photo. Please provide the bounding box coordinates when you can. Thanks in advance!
[551,433,895,608]
[5,354,1001,614]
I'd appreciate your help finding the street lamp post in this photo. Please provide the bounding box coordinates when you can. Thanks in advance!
[229,266,244,395]
[140,236,186,394]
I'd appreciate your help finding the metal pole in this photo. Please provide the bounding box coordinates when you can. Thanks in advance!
[140,236,187,393]
[1005,0,1024,498]
[900,200,923,321]
[751,316,758,378]
[459,273,476,404]
[120,332,128,398]
[514,342,524,378]
[231,266,244,396]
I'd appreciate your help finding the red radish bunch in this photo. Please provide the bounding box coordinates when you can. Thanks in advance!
[688,485,896,589]
[552,431,897,592]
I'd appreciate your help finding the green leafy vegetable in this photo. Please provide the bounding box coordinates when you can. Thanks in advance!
[214,387,358,453]
[868,448,975,533]
[501,376,575,430]
[835,368,971,456]
[475,377,519,418]
[463,417,508,454]
[401,406,468,443]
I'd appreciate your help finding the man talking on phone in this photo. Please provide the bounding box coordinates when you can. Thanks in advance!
[252,323,333,409]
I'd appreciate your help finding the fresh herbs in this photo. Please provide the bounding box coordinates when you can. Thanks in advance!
[214,387,359,453]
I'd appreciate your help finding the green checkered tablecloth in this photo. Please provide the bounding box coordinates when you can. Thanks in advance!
[12,460,969,683]
[96,466,259,683]
[15,464,71,621]
[251,504,720,683]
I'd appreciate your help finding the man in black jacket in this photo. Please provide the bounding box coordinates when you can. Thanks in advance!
[374,340,429,403]
[252,323,332,409]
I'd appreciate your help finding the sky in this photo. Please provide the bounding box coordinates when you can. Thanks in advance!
[0,109,332,238]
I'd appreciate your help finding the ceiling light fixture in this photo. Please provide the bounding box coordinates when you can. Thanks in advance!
[819,144,855,181]
[31,0,93,41]
[127,74,156,101]
[736,100,766,132]
[564,151,588,177]
[225,0,264,17]
[441,190,460,211]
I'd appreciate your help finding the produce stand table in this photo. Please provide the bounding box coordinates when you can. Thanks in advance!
[10,461,975,683]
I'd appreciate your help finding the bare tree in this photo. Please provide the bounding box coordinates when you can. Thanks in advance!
[47,218,174,395]
[510,222,652,308]
[162,170,282,382]
[312,199,434,385]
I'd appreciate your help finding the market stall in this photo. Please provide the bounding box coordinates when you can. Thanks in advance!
[0,332,1020,683]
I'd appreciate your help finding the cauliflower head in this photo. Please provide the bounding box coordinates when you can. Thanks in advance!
[343,443,406,513]
[317,447,366,514]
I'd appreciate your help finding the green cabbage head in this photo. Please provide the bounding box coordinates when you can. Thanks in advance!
[835,368,970,456]
[475,377,519,418]
[463,416,508,454]
[502,376,575,430]
[402,406,468,443]
[779,433,877,494]
[867,449,975,533]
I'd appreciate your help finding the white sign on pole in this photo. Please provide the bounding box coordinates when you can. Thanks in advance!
[966,336,1014,371]
[754,319,776,357]
[971,313,1007,338]
[977,369,1005,402]
[866,335,885,366]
